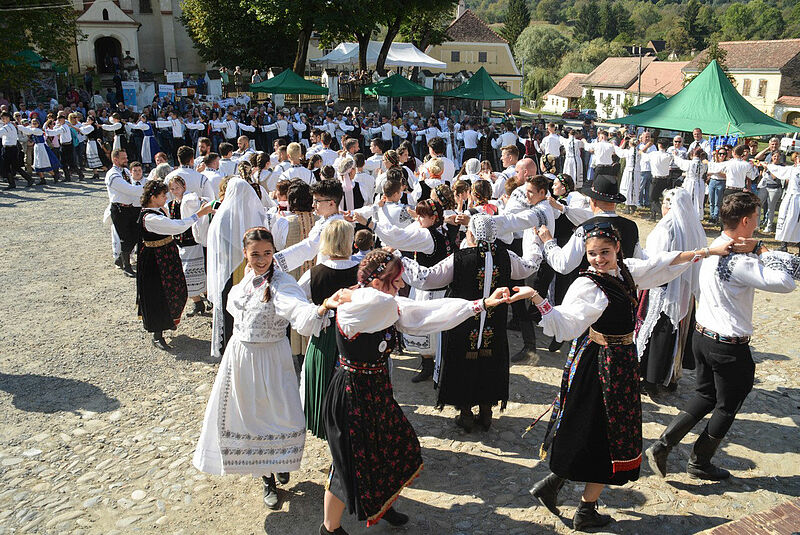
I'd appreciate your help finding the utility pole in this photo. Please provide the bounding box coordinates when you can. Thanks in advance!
[637,45,643,105]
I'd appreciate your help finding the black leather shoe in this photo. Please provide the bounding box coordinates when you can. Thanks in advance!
[319,524,349,535]
[262,475,279,509]
[276,472,289,485]
[382,507,409,526]
[477,405,492,431]
[573,500,612,531]
[547,339,564,352]
[455,409,474,432]
[152,335,170,351]
[411,357,434,383]
[122,265,136,278]
[510,345,538,363]
[529,472,565,516]
[114,256,124,269]
[186,300,206,317]
[645,410,698,478]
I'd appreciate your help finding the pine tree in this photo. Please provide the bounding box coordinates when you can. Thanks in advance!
[682,0,705,52]
[501,0,531,48]
[614,4,635,41]
[574,0,601,42]
[600,2,617,41]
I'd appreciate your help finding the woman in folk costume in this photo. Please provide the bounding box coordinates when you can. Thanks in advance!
[102,114,125,151]
[614,133,644,214]
[136,181,215,350]
[336,157,366,212]
[561,129,584,188]
[130,115,161,168]
[207,178,268,358]
[400,214,541,430]
[518,222,732,531]
[636,188,706,393]
[320,251,510,534]
[166,174,209,317]
[673,147,708,219]
[194,228,348,510]
[298,220,359,439]
[18,118,61,184]
[765,153,800,253]
[353,197,453,383]
[81,116,110,179]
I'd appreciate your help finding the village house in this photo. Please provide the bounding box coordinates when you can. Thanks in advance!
[542,73,587,115]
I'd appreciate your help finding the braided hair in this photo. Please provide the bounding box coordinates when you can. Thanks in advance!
[583,224,638,307]
[356,250,402,292]
[432,183,456,211]
[140,179,168,207]
[242,227,276,302]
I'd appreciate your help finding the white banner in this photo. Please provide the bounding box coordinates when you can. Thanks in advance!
[166,71,183,83]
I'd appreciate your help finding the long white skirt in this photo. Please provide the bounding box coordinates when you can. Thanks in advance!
[86,140,104,169]
[179,243,206,297]
[563,156,583,188]
[682,177,705,219]
[619,167,640,207]
[193,336,306,476]
[776,193,800,242]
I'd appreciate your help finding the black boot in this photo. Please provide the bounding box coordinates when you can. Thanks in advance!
[262,474,279,509]
[121,251,135,278]
[477,404,492,431]
[114,256,124,269]
[511,320,538,363]
[454,408,474,432]
[411,357,434,383]
[529,472,566,516]
[687,430,730,480]
[319,524,349,535]
[37,177,47,186]
[382,507,409,526]
[186,300,205,317]
[573,500,612,531]
[3,180,16,190]
[276,472,289,485]
[152,332,170,350]
[547,338,564,352]
[645,410,699,478]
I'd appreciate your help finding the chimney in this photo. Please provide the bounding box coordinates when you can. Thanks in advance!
[456,0,466,19]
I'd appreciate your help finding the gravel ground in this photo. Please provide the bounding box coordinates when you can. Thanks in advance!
[0,181,798,535]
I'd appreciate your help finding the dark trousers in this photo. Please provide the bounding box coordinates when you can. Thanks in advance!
[60,143,81,176]
[109,204,142,254]
[1,145,31,184]
[509,237,528,322]
[463,148,478,163]
[649,175,670,218]
[683,333,754,438]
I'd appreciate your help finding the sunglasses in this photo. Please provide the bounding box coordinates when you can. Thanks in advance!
[582,220,614,233]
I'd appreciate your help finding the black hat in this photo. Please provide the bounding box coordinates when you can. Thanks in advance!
[581,174,626,204]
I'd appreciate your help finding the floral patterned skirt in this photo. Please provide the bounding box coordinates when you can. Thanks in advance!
[322,360,423,526]
[547,338,642,485]
[136,241,188,333]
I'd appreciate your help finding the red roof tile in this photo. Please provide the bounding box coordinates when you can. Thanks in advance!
[626,61,689,96]
[445,9,507,44]
[776,95,800,106]
[582,56,657,89]
[546,73,588,98]
[683,39,800,71]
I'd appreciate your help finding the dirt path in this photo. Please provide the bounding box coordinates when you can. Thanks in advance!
[0,182,798,535]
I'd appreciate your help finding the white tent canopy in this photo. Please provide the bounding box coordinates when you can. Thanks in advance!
[311,41,446,69]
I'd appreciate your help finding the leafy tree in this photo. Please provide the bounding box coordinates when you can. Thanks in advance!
[400,2,453,78]
[621,93,635,115]
[697,5,719,44]
[514,26,572,70]
[719,3,751,40]
[682,0,705,51]
[535,0,563,24]
[578,87,596,111]
[631,3,662,40]
[574,0,601,42]
[0,0,80,92]
[614,4,635,42]
[523,66,558,101]
[501,0,531,48]
[665,26,691,55]
[599,2,617,41]
[557,38,623,78]
[601,94,614,119]
[181,0,294,70]
[318,3,381,72]
[754,6,785,40]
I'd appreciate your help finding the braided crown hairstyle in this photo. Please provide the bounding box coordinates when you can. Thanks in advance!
[242,227,276,302]
[356,250,402,291]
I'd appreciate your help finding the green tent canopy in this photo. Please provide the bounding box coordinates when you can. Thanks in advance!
[629,93,668,114]
[363,74,432,97]
[5,49,67,73]
[438,67,522,100]
[249,69,328,95]
[608,60,800,136]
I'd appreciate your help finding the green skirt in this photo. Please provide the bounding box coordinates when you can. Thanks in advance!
[304,324,339,439]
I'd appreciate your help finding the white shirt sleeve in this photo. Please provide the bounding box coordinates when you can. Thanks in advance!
[400,255,455,290]
[143,212,199,235]
[373,218,435,255]
[273,232,321,273]
[731,254,796,292]
[539,277,607,341]
[543,233,584,274]
[623,252,691,289]
[272,273,327,338]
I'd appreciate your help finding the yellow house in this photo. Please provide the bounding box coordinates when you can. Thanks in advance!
[424,4,523,112]
[682,39,800,126]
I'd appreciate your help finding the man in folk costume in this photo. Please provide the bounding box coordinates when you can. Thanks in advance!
[104,148,143,277]
[645,192,798,481]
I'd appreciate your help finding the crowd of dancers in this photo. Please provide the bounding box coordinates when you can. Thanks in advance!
[6,91,799,531]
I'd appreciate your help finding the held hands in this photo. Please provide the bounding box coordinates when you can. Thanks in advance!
[196,202,216,217]
[730,237,767,255]
[536,225,553,243]
[508,286,543,305]
[484,287,511,308]
[548,196,564,212]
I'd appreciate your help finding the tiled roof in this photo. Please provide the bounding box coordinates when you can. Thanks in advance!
[546,73,588,98]
[683,39,800,71]
[445,9,507,44]
[581,56,657,89]
[626,61,689,96]
[776,95,800,106]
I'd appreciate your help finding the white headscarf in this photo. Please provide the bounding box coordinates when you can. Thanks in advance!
[637,188,705,357]
[468,214,497,349]
[464,158,480,175]
[206,178,266,357]
[337,156,356,211]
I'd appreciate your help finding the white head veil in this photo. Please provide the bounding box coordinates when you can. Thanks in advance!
[206,178,266,357]
[464,158,480,176]
[637,188,705,357]
[468,214,497,349]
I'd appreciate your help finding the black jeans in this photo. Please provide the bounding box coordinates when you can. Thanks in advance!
[1,145,31,184]
[683,332,754,438]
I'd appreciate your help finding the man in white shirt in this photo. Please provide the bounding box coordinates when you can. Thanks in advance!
[492,145,519,199]
[457,120,481,162]
[686,127,711,156]
[646,191,796,482]
[491,122,518,154]
[231,135,254,162]
[666,135,688,186]
[1,111,33,188]
[279,142,313,185]
[45,112,80,181]
[166,146,216,201]
[316,131,338,167]
[217,142,237,176]
[583,129,616,177]
[105,148,142,277]
[201,152,224,199]
[721,144,757,196]
[643,139,674,220]
[637,131,657,208]
[539,122,562,173]
[363,138,385,177]
[426,137,455,184]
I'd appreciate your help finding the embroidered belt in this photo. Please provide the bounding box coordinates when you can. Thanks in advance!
[112,202,134,207]
[338,357,387,375]
[465,349,493,359]
[588,328,633,346]
[143,236,174,248]
[695,324,750,345]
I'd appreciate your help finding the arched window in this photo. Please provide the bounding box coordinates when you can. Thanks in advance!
[102,8,109,20]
